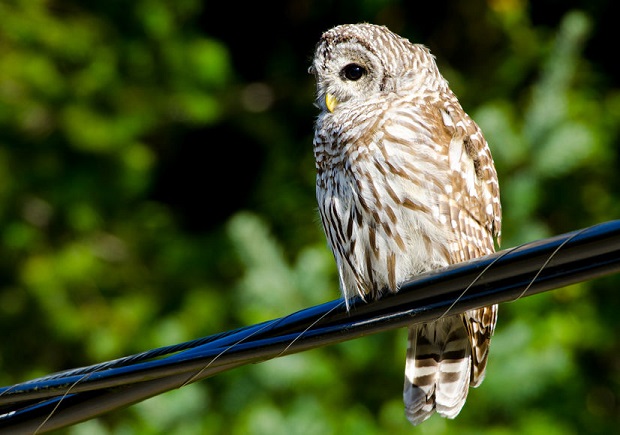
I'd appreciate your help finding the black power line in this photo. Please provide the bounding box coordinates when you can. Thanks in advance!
[1,220,620,433]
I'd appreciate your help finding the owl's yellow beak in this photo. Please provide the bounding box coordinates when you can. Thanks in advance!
[325,93,339,113]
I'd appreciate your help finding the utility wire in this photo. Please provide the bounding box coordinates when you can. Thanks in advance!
[1,220,619,433]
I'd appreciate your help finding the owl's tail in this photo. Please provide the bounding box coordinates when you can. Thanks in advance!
[403,317,474,425]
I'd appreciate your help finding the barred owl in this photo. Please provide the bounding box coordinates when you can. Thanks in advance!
[309,24,501,425]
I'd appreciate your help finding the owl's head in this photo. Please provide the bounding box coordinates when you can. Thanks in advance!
[309,23,448,113]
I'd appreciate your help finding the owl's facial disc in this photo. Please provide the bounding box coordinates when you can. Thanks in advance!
[325,62,369,111]
[317,40,383,111]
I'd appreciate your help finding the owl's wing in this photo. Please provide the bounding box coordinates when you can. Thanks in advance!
[439,98,501,259]
[404,96,502,425]
[439,97,501,385]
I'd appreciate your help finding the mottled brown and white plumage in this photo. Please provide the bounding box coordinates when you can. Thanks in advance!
[309,23,501,425]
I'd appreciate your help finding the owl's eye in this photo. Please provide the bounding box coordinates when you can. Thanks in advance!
[341,63,366,81]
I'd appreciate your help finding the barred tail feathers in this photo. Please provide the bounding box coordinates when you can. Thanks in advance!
[403,317,473,425]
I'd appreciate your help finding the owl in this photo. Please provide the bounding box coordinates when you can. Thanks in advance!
[309,24,502,425]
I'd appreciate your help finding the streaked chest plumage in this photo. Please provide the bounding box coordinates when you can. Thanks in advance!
[313,95,458,301]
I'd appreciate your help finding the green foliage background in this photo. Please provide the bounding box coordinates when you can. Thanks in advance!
[1,0,619,433]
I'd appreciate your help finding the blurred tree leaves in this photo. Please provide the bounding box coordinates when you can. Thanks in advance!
[1,0,619,434]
